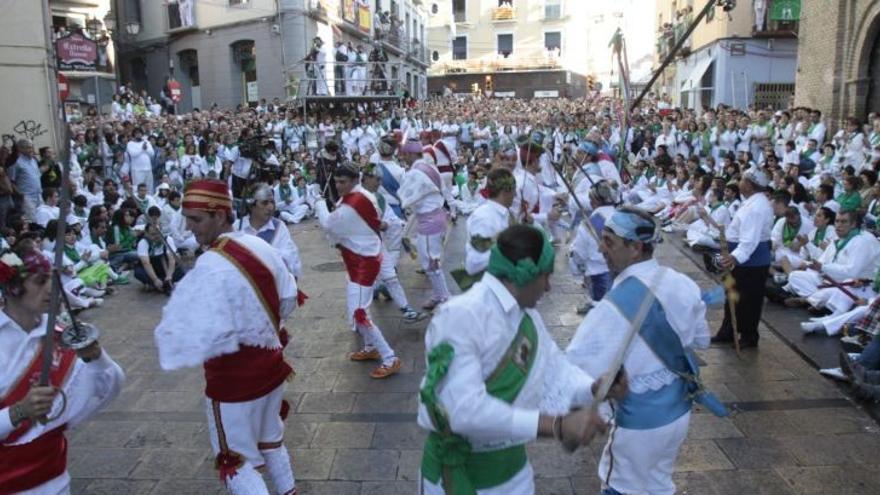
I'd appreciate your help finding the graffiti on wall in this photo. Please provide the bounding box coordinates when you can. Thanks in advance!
[7,120,49,142]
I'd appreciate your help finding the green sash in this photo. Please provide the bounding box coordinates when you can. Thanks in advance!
[420,313,539,494]
[813,226,827,247]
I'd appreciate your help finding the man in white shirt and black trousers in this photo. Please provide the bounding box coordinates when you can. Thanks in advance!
[710,169,775,349]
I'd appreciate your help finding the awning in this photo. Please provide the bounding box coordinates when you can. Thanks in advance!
[681,55,714,92]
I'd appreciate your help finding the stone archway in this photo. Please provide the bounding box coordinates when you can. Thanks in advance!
[847,0,880,120]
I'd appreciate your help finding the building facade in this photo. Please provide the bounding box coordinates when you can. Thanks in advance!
[0,0,118,149]
[113,0,428,113]
[425,0,587,98]
[425,0,654,99]
[794,0,880,128]
[653,0,798,112]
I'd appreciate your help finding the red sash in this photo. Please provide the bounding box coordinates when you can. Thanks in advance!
[0,426,67,493]
[0,331,77,492]
[212,237,281,331]
[205,237,292,403]
[339,246,381,286]
[341,191,382,234]
[0,333,77,445]
[437,164,454,174]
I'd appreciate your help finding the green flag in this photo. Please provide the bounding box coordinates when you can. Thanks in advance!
[770,0,800,21]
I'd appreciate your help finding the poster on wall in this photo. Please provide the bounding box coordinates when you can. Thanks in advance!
[56,32,97,72]
[358,5,371,33]
[246,81,259,102]
[342,0,356,23]
[64,102,82,122]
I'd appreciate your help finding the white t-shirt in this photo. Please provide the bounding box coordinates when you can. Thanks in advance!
[137,236,177,258]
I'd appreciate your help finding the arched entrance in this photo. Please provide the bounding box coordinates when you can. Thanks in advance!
[177,49,200,111]
[231,40,257,107]
[866,33,880,117]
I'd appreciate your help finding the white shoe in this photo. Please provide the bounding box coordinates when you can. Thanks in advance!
[841,335,864,346]
[89,298,104,308]
[81,287,106,298]
[819,367,847,380]
[800,321,824,334]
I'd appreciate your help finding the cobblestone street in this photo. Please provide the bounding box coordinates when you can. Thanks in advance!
[68,219,880,495]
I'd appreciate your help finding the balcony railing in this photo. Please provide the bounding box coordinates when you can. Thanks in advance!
[428,56,561,76]
[166,2,197,32]
[491,6,516,22]
[288,60,404,98]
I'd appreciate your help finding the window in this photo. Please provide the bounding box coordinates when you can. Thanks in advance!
[453,0,466,22]
[544,31,561,52]
[432,50,439,61]
[431,3,439,15]
[498,0,512,6]
[452,36,467,60]
[544,0,562,20]
[497,33,513,58]
[229,0,249,5]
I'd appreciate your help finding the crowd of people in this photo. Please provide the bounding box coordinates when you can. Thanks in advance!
[6,81,880,494]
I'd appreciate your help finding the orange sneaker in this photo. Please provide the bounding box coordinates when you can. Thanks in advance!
[349,348,381,362]
[370,358,401,379]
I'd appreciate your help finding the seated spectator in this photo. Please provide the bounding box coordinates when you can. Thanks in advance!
[134,223,184,293]
[107,207,140,271]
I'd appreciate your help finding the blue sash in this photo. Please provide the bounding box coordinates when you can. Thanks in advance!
[378,162,404,220]
[251,218,281,245]
[727,240,771,267]
[607,275,728,430]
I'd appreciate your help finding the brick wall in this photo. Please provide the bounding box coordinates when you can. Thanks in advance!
[795,0,880,130]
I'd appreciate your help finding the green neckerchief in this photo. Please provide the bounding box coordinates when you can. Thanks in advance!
[813,226,828,246]
[420,313,537,493]
[836,191,861,212]
[297,186,306,198]
[873,266,880,293]
[871,132,880,147]
[709,202,724,213]
[782,222,800,247]
[701,130,712,154]
[833,228,861,261]
[90,232,105,247]
[64,244,80,264]
[279,183,292,202]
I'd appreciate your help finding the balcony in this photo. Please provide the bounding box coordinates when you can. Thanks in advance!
[166,1,197,33]
[491,6,516,22]
[428,55,561,76]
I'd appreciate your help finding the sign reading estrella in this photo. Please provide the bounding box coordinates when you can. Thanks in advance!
[55,32,97,72]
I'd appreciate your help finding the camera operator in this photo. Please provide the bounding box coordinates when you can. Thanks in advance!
[306,37,329,95]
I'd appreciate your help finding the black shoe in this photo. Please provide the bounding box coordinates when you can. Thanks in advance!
[738,338,759,349]
[711,333,734,344]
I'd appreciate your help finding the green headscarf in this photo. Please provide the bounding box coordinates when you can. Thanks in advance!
[486,230,555,287]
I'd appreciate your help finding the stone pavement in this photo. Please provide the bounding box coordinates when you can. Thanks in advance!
[68,219,880,494]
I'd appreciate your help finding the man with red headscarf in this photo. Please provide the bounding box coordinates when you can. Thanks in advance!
[154,179,299,495]
[0,241,125,494]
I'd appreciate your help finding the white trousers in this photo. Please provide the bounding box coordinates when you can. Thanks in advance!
[813,304,870,336]
[278,205,310,224]
[784,270,823,298]
[599,412,691,495]
[205,383,295,495]
[347,280,395,362]
[421,462,534,495]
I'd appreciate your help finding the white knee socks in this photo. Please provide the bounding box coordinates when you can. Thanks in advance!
[261,445,296,495]
[223,463,271,495]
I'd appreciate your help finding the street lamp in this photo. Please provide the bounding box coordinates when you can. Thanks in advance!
[125,21,141,36]
[86,16,103,38]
